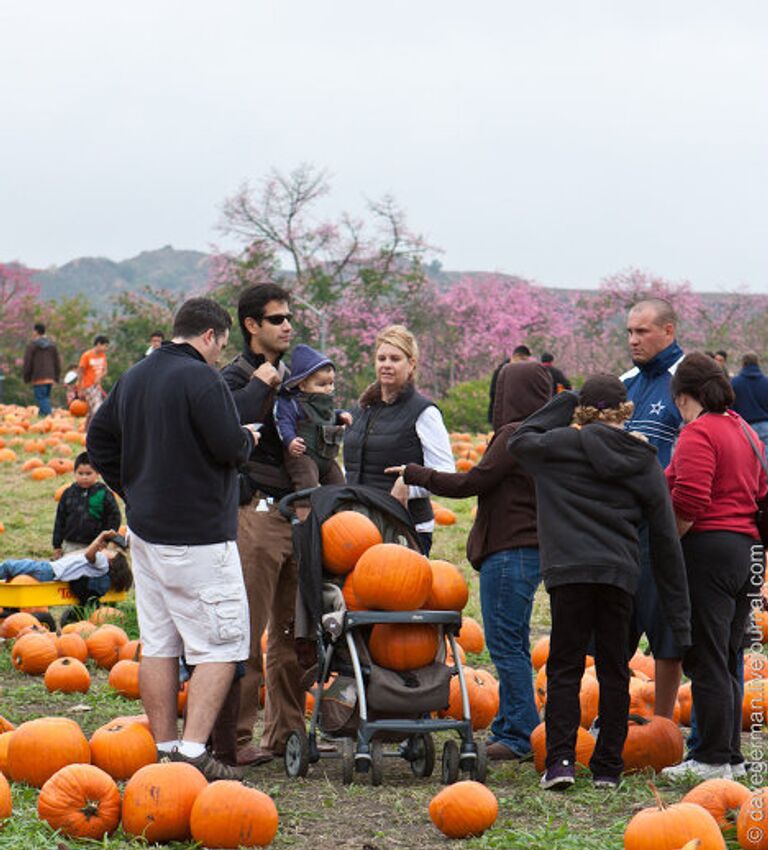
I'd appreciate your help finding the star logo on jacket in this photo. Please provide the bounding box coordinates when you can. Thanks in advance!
[649,400,666,415]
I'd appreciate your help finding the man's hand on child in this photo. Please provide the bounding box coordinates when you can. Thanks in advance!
[339,412,353,426]
[288,438,306,457]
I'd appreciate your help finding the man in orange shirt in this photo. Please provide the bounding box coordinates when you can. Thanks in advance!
[77,335,109,429]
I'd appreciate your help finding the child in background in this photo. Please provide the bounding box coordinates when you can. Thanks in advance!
[1,529,132,601]
[52,452,122,558]
[507,375,690,791]
[275,344,352,489]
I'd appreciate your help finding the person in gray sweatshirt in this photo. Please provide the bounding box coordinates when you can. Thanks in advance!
[507,374,690,791]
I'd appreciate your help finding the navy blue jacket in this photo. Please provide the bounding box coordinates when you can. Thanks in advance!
[621,341,684,469]
[732,364,768,424]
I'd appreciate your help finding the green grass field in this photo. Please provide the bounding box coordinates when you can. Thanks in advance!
[0,452,759,849]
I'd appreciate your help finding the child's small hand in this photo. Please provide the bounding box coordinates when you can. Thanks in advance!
[288,438,306,457]
[52,548,63,560]
[339,412,353,426]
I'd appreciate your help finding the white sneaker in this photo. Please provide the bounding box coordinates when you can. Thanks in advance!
[661,759,732,781]
[731,762,747,779]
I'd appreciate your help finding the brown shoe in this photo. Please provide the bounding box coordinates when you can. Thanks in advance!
[235,744,274,766]
[486,741,530,761]
[169,748,245,781]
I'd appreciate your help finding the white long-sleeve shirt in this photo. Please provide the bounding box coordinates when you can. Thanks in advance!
[412,406,455,532]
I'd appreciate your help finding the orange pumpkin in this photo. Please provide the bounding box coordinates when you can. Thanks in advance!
[742,678,768,730]
[681,778,751,834]
[431,502,457,526]
[622,715,684,774]
[89,606,125,625]
[341,572,363,611]
[119,639,143,662]
[0,732,14,778]
[629,651,656,680]
[21,457,44,471]
[62,620,97,639]
[424,560,468,611]
[368,623,439,671]
[30,466,56,481]
[122,762,208,843]
[429,780,498,839]
[321,510,383,575]
[11,631,58,675]
[531,636,550,671]
[190,780,279,848]
[0,611,41,639]
[0,717,15,735]
[69,399,88,417]
[456,616,485,654]
[623,784,727,850]
[744,652,768,682]
[677,681,693,726]
[7,717,91,787]
[737,787,768,850]
[47,457,74,475]
[108,659,141,699]
[353,543,432,611]
[44,657,91,693]
[90,720,157,781]
[440,667,500,730]
[55,632,89,663]
[530,721,596,773]
[0,773,10,823]
[38,763,121,839]
[86,625,129,669]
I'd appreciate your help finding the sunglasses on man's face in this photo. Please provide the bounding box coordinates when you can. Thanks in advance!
[261,313,293,326]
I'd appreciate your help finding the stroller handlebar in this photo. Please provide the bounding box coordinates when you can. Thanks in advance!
[278,488,319,522]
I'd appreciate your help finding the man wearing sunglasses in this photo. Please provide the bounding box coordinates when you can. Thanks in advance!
[220,283,305,767]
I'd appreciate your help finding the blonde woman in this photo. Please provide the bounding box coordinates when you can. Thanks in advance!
[507,375,689,791]
[343,325,454,554]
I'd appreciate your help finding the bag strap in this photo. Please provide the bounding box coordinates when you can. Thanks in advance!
[738,419,768,476]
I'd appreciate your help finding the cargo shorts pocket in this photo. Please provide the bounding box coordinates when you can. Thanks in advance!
[199,586,246,644]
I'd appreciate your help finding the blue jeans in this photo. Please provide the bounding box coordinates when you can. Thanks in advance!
[32,384,52,417]
[751,420,768,447]
[0,559,55,582]
[479,547,541,755]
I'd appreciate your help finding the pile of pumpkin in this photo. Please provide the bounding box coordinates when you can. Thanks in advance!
[449,431,490,473]
[0,403,89,492]
[0,714,279,846]
[319,510,499,729]
[529,635,768,778]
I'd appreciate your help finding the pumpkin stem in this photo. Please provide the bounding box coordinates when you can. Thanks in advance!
[648,781,667,811]
[81,800,100,819]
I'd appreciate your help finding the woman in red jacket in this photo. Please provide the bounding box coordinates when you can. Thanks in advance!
[662,352,767,781]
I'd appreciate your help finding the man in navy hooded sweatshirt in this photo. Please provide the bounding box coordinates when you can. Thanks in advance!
[731,353,768,446]
[620,298,685,720]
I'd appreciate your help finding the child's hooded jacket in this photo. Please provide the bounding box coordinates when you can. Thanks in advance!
[508,391,691,651]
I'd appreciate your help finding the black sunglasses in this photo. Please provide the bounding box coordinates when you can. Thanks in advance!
[261,313,293,326]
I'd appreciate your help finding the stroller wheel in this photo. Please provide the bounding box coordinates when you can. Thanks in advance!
[284,730,310,778]
[462,738,488,783]
[369,740,384,786]
[409,733,435,778]
[340,738,355,785]
[441,740,460,785]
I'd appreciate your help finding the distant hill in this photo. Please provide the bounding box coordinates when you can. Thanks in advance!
[32,245,212,308]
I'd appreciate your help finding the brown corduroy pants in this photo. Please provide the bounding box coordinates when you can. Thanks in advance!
[235,499,305,754]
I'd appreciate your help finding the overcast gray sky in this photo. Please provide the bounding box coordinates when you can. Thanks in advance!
[1,1,766,291]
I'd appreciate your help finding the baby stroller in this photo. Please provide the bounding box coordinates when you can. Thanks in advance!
[280,484,487,785]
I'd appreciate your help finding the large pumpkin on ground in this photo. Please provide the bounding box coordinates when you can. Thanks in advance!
[11,631,58,675]
[441,667,500,730]
[681,778,750,834]
[0,773,9,822]
[353,544,432,610]
[368,623,439,671]
[90,719,157,781]
[86,625,128,670]
[622,715,684,774]
[623,784,726,850]
[122,761,207,843]
[190,780,279,848]
[108,659,141,699]
[44,657,91,693]
[7,717,91,788]
[38,763,121,839]
[737,787,768,849]
[429,780,498,839]
[742,678,767,729]
[456,616,485,653]
[321,511,382,575]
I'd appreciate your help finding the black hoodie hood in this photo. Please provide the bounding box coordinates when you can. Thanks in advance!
[34,336,52,350]
[579,422,657,479]
[491,362,552,429]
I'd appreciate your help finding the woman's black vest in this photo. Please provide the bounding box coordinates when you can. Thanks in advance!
[343,384,435,524]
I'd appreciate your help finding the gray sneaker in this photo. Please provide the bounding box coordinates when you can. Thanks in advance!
[661,759,732,782]
[168,748,244,781]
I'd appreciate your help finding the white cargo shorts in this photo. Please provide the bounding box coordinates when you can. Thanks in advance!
[128,530,250,665]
